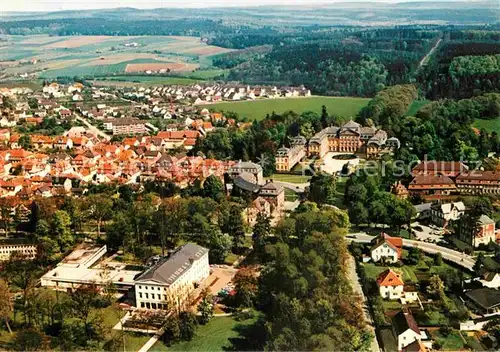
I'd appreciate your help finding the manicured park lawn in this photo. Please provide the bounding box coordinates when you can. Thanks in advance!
[474,118,500,133]
[209,96,370,121]
[266,173,311,183]
[151,315,256,351]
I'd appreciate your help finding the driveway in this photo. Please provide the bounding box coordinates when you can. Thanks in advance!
[319,152,359,175]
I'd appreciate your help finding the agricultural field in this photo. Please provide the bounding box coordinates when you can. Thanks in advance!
[0,35,235,81]
[208,96,370,121]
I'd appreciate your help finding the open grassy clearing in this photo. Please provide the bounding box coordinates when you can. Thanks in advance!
[151,314,258,352]
[208,96,370,121]
[474,118,500,133]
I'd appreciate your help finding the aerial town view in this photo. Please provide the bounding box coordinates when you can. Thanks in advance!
[0,0,499,351]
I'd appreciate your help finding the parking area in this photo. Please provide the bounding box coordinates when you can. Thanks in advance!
[412,222,444,242]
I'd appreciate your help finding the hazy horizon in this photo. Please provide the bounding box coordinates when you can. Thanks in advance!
[0,0,485,13]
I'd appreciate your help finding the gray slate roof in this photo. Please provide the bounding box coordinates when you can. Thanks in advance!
[136,243,208,285]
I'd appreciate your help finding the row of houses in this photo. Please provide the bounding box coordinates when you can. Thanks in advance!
[124,84,311,104]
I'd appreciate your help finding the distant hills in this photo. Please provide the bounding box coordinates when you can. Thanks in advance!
[1,1,498,26]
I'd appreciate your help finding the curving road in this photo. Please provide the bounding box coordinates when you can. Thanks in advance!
[348,233,475,271]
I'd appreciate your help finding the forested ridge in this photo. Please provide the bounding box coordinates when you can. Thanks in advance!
[225,29,441,97]
[418,39,500,99]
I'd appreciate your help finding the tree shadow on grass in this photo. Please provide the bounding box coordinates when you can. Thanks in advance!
[223,317,266,351]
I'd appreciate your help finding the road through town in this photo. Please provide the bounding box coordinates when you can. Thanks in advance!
[347,254,381,352]
[348,233,475,270]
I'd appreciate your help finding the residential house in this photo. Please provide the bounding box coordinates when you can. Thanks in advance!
[414,203,432,220]
[245,197,272,226]
[430,201,465,227]
[459,214,496,247]
[377,269,404,300]
[392,181,409,199]
[371,233,403,263]
[393,310,424,351]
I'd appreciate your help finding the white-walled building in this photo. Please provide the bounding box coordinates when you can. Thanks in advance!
[0,239,37,261]
[394,310,423,351]
[134,243,209,310]
[41,244,140,292]
[371,233,402,263]
[431,201,465,227]
[377,269,404,300]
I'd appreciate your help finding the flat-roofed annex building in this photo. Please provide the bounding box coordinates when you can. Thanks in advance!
[41,244,142,293]
[134,243,209,310]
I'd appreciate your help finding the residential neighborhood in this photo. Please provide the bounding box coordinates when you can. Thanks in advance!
[0,18,499,351]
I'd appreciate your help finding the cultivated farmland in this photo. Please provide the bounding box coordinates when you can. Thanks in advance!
[125,62,198,73]
[207,96,370,121]
[0,35,235,81]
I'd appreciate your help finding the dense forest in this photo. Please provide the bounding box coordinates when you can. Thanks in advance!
[0,18,249,37]
[418,39,500,99]
[225,29,441,97]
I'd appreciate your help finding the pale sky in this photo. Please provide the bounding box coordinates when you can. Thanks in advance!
[0,0,450,13]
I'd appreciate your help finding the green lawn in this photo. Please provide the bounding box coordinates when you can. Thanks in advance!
[363,263,418,282]
[209,96,370,121]
[406,100,430,116]
[474,118,500,133]
[266,174,311,183]
[285,188,299,201]
[431,330,466,350]
[151,315,257,351]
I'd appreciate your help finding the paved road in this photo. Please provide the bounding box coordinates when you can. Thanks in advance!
[75,115,111,141]
[347,254,381,352]
[348,233,475,271]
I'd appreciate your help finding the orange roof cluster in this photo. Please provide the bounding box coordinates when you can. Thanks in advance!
[377,269,404,287]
